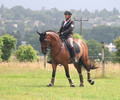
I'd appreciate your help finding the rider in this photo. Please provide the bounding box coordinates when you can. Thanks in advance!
[48,10,78,63]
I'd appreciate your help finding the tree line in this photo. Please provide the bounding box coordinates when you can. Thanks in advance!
[0,5,120,62]
[0,5,120,51]
[0,33,120,63]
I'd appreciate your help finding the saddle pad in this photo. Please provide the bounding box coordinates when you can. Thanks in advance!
[64,40,80,57]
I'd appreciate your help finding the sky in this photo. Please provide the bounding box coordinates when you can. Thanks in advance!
[0,0,120,11]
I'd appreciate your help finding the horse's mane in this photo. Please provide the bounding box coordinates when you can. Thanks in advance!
[44,30,56,33]
[45,30,61,41]
[45,30,58,37]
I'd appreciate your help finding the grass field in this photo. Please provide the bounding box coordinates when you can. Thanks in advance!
[0,62,120,100]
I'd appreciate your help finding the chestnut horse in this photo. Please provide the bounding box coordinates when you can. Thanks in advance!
[37,30,97,87]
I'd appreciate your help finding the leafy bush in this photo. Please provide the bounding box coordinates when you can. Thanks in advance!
[0,37,3,61]
[113,36,120,63]
[15,45,38,61]
[1,34,17,61]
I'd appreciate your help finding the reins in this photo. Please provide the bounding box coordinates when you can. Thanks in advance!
[51,39,62,64]
[44,33,63,64]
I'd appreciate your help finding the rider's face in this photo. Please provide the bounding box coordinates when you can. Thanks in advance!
[65,15,71,20]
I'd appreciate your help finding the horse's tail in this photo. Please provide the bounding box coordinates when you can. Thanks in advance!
[89,58,99,70]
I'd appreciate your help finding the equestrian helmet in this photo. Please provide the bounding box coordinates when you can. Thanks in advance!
[64,11,72,15]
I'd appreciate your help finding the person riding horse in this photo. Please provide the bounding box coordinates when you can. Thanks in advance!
[48,10,78,63]
[37,11,97,86]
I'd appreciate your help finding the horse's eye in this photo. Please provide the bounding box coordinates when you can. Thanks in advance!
[40,36,45,42]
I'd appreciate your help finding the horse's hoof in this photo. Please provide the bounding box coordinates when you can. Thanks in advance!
[88,79,95,85]
[80,84,84,87]
[70,84,75,87]
[91,80,95,85]
[47,83,53,87]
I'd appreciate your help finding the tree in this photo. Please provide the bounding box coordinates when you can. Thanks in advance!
[87,39,101,59]
[0,4,4,14]
[86,39,111,59]
[1,34,17,61]
[113,36,120,63]
[73,33,86,42]
[0,37,3,61]
[83,25,120,44]
[13,31,22,48]
[15,44,38,62]
[113,8,119,15]
[24,30,42,54]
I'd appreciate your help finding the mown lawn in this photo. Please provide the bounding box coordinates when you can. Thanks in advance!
[0,62,120,100]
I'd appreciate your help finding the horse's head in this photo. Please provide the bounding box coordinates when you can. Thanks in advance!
[36,31,51,55]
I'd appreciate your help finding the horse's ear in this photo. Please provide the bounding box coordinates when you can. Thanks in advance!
[36,31,42,36]
[44,32,46,36]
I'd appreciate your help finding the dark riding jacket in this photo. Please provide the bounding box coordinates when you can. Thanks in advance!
[59,18,74,39]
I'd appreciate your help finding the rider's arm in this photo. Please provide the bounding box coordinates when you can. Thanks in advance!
[56,21,64,34]
[62,21,74,35]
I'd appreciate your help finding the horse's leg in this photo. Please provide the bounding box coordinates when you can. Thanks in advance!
[82,57,95,85]
[47,63,57,87]
[64,64,75,87]
[74,62,84,87]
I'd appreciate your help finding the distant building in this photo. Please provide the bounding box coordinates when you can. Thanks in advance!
[105,43,117,52]
[1,21,4,25]
[21,41,27,45]
[24,20,31,24]
[116,15,120,18]
[34,21,39,27]
[13,24,18,28]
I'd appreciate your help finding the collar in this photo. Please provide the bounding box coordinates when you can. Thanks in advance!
[65,18,71,22]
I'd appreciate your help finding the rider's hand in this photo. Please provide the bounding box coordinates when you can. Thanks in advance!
[56,30,60,34]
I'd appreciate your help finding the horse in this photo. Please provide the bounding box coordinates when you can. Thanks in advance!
[37,30,97,87]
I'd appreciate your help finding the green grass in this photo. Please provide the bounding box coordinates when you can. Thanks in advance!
[0,62,120,100]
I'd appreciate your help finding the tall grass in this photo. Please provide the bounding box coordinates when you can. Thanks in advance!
[0,61,119,79]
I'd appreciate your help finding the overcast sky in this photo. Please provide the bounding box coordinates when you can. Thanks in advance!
[0,0,120,11]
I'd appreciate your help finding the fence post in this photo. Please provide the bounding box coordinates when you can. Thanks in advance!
[44,54,46,68]
[101,42,105,77]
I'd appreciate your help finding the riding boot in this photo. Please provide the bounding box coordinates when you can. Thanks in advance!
[71,47,78,63]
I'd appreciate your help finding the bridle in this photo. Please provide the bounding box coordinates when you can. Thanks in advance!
[42,36,58,53]
[42,37,50,54]
[42,34,62,64]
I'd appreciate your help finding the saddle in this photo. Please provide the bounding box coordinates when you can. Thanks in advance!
[64,39,80,58]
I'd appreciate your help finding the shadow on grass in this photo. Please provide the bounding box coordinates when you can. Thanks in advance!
[93,75,115,79]
[21,85,70,88]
